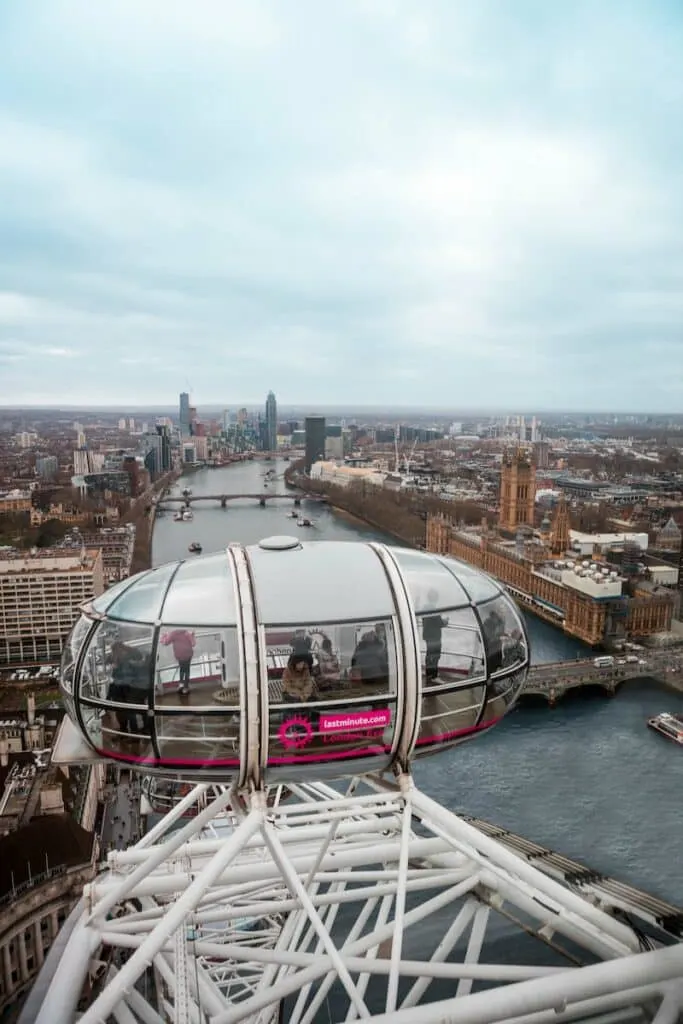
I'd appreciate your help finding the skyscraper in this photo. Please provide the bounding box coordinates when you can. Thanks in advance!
[179,392,190,436]
[305,416,326,473]
[265,391,277,452]
[156,423,172,472]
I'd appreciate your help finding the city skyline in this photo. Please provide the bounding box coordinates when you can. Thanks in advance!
[1,2,682,409]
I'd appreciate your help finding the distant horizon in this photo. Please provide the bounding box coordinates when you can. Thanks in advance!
[1,403,681,419]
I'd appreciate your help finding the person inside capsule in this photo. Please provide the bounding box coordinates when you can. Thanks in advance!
[316,634,341,690]
[350,624,389,688]
[282,652,318,703]
[422,589,448,684]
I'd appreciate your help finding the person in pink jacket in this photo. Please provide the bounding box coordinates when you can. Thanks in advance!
[160,629,196,695]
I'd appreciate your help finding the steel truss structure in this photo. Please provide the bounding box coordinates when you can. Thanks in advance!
[24,773,683,1024]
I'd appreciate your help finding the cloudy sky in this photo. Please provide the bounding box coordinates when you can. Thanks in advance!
[1,1,682,411]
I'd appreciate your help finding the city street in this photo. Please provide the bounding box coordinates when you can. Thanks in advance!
[100,771,141,854]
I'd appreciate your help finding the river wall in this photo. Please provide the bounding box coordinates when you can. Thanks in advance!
[125,470,180,574]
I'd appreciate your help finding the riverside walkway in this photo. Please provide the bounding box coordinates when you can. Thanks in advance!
[464,813,683,942]
[523,647,683,703]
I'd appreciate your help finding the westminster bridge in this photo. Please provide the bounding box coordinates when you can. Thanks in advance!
[523,647,683,704]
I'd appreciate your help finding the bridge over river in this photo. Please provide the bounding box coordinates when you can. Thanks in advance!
[523,647,683,703]
[157,492,328,509]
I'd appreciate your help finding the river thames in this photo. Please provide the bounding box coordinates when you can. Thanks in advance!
[152,459,683,904]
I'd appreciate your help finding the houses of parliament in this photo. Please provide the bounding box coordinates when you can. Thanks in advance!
[426,449,673,647]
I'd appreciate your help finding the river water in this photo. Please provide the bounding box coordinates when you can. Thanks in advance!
[152,460,683,904]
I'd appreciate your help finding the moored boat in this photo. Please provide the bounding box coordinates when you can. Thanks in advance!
[647,711,683,745]
[189,542,202,553]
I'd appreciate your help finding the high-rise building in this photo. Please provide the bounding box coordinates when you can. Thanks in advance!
[73,448,91,477]
[179,392,191,436]
[265,391,277,452]
[35,456,58,480]
[155,423,172,472]
[0,549,104,665]
[305,416,326,473]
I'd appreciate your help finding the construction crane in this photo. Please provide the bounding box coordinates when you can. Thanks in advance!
[404,438,418,476]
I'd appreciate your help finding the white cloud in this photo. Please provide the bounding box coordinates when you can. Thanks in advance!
[0,0,681,408]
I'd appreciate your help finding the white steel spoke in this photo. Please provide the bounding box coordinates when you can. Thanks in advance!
[20,777,683,1024]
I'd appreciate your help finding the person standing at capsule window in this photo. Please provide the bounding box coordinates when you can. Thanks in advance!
[160,629,196,695]
[423,590,448,683]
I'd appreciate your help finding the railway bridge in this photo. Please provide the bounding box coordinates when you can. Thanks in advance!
[523,647,683,704]
[157,492,328,509]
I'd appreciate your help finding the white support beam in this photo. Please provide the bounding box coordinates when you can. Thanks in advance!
[360,945,683,1024]
[79,808,264,1024]
[23,775,683,1024]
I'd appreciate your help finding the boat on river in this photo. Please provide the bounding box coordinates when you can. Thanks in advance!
[188,542,202,554]
[647,711,683,745]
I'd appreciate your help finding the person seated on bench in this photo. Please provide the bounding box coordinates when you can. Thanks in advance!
[282,653,318,704]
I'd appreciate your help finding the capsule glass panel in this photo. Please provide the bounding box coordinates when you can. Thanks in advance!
[439,557,502,603]
[479,595,528,676]
[265,619,397,781]
[479,668,528,729]
[60,614,93,696]
[106,562,177,623]
[91,574,142,614]
[152,627,241,771]
[153,627,239,707]
[249,542,394,624]
[155,714,241,770]
[415,683,486,754]
[144,777,201,817]
[159,553,236,626]
[79,622,154,705]
[391,549,470,611]
[81,701,155,765]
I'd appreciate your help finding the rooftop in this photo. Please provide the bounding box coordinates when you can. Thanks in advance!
[0,813,94,900]
[0,548,102,575]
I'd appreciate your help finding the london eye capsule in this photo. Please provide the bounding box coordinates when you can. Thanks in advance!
[58,538,529,784]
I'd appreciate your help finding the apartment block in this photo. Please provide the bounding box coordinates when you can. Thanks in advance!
[0,549,104,666]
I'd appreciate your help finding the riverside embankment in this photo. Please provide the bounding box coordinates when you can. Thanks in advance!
[123,469,180,574]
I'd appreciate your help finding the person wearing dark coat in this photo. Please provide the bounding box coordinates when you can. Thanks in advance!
[423,612,448,682]
[351,626,389,686]
[109,641,147,735]
[422,589,448,683]
[290,631,314,673]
